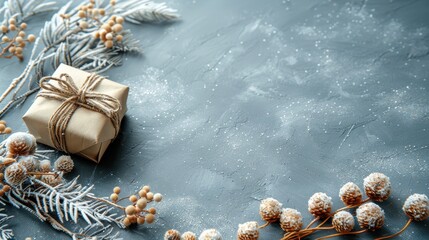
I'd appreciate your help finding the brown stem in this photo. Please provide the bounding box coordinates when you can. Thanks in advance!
[86,194,125,211]
[316,229,367,240]
[259,221,270,229]
[117,195,132,203]
[289,217,332,240]
[305,216,320,229]
[335,198,370,213]
[301,226,334,232]
[43,212,75,236]
[375,218,413,240]
[291,199,371,240]
[0,29,20,57]
[283,226,334,240]
[43,212,88,238]
[281,231,301,240]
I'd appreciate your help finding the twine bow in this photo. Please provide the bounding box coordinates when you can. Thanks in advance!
[38,73,121,153]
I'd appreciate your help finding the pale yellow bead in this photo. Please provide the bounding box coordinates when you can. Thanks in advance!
[116,16,124,24]
[105,40,113,48]
[79,21,89,29]
[146,192,154,201]
[154,193,163,202]
[8,18,16,25]
[112,24,123,33]
[78,10,86,18]
[106,33,113,40]
[137,198,147,209]
[27,34,36,42]
[15,36,23,43]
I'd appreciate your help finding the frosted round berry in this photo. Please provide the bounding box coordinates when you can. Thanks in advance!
[403,194,429,221]
[41,175,63,187]
[332,211,354,233]
[164,229,181,240]
[181,231,196,240]
[363,173,391,202]
[308,192,332,218]
[54,155,74,173]
[339,182,362,206]
[6,132,37,156]
[237,221,259,240]
[198,229,222,240]
[39,160,51,172]
[280,208,303,232]
[18,156,38,172]
[259,198,282,222]
[356,202,385,231]
[5,163,27,186]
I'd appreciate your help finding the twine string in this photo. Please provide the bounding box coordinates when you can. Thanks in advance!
[38,73,121,153]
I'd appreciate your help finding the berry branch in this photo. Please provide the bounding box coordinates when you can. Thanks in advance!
[0,0,179,118]
[235,173,428,240]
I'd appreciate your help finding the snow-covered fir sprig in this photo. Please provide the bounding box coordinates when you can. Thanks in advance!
[0,0,57,24]
[0,0,178,117]
[0,132,163,239]
[0,208,14,240]
[115,0,179,23]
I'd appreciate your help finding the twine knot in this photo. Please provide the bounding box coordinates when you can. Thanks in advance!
[38,73,121,153]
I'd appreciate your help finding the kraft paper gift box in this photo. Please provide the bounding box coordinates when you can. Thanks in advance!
[23,64,129,163]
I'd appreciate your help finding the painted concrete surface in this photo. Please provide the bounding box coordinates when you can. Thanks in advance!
[1,0,428,239]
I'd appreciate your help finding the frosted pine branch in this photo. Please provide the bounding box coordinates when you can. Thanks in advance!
[0,132,163,239]
[0,0,179,117]
[0,0,57,22]
[0,209,14,240]
[122,2,179,23]
[5,177,123,239]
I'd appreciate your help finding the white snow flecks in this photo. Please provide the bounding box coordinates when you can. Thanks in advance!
[376,88,429,121]
[158,196,234,238]
[123,67,185,118]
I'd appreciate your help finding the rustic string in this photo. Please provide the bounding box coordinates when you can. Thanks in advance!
[37,73,121,153]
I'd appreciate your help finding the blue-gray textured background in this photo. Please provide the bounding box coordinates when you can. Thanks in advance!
[0,0,428,239]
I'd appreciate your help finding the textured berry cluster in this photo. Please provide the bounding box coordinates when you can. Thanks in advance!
[109,185,163,227]
[234,172,427,240]
[73,0,124,49]
[0,132,76,196]
[1,17,36,61]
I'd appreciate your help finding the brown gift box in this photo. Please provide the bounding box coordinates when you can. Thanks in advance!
[23,64,129,163]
